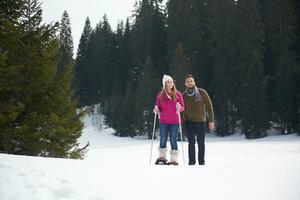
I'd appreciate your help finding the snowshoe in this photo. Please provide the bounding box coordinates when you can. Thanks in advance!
[167,161,179,166]
[155,157,168,165]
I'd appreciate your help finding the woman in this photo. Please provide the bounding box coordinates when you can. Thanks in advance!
[153,75,184,165]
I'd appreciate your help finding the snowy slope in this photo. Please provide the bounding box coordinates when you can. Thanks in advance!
[1,115,300,200]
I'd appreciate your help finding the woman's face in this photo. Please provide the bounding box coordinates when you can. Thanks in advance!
[165,79,174,90]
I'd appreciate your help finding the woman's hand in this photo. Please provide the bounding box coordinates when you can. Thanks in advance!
[176,102,181,112]
[153,106,159,114]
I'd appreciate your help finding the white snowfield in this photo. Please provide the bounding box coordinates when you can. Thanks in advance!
[1,115,300,200]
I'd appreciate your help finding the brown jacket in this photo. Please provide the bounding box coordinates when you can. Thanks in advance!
[183,88,214,123]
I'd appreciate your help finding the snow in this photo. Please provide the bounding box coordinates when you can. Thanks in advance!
[1,115,300,200]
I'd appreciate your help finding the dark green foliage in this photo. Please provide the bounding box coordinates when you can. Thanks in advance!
[73,0,300,138]
[169,42,192,91]
[134,56,157,138]
[208,0,238,136]
[0,0,87,158]
[235,0,267,138]
[262,0,298,134]
[296,0,300,134]
[74,17,92,106]
[77,0,167,136]
[57,10,74,76]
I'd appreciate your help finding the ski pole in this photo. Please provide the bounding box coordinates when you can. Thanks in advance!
[149,106,158,165]
[178,112,186,165]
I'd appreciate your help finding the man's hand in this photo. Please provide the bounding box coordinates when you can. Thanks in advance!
[208,122,215,130]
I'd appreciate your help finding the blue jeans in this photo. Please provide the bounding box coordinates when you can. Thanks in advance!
[159,123,179,150]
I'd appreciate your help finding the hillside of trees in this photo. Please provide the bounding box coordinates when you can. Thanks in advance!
[1,0,299,159]
[74,0,300,139]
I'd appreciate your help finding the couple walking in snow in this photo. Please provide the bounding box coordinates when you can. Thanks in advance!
[153,74,214,165]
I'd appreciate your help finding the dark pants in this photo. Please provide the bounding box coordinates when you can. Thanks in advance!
[185,120,206,164]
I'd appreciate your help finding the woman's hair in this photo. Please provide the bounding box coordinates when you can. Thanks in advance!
[160,83,177,103]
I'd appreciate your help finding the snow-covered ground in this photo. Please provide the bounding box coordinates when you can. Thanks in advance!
[1,115,300,200]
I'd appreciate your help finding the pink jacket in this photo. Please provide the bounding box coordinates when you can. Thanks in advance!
[156,91,185,124]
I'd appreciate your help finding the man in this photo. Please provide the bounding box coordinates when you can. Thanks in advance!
[182,74,214,165]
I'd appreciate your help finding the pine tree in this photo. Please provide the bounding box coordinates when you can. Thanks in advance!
[0,0,87,158]
[168,0,212,85]
[109,21,125,93]
[189,0,213,89]
[57,10,74,76]
[102,18,138,137]
[129,0,153,99]
[132,0,153,63]
[295,61,300,134]
[134,55,157,137]
[0,0,23,20]
[0,0,25,152]
[166,0,192,56]
[82,26,98,105]
[260,0,300,135]
[267,0,299,133]
[125,0,166,136]
[208,0,238,136]
[81,14,114,105]
[121,18,134,90]
[169,42,192,91]
[74,17,92,106]
[235,0,267,138]
[295,0,300,133]
[295,0,300,61]
[94,15,114,103]
[151,0,168,76]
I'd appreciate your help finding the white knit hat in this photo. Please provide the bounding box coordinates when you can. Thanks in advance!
[162,75,173,88]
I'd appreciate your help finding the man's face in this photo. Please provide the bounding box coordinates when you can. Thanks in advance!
[185,77,195,89]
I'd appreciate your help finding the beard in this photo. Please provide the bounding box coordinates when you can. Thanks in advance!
[187,85,195,90]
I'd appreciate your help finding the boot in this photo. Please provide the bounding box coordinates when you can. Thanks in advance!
[155,147,168,165]
[168,150,179,165]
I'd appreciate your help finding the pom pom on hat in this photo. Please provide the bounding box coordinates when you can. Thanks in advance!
[162,75,173,88]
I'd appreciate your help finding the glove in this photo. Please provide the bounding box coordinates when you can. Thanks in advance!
[176,102,181,112]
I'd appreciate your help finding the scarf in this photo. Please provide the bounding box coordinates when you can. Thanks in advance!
[185,86,201,102]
